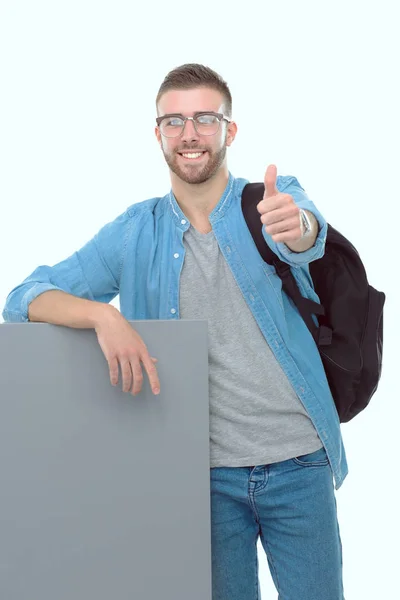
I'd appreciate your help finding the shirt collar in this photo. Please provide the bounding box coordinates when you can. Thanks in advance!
[167,172,237,230]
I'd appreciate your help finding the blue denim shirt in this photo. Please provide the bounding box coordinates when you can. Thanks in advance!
[2,172,348,489]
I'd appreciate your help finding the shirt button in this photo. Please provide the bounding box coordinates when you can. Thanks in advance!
[174,253,180,259]
[181,219,186,225]
[170,308,176,314]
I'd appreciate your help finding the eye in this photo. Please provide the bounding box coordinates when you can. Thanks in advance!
[196,114,218,125]
[165,117,184,127]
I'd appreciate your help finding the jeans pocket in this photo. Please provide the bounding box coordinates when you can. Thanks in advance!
[292,446,329,467]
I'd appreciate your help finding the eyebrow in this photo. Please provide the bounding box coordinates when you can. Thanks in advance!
[159,111,218,118]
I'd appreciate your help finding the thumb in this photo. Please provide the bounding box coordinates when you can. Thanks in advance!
[151,357,158,363]
[264,164,278,198]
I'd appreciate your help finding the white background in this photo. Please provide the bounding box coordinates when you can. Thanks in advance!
[1,1,399,597]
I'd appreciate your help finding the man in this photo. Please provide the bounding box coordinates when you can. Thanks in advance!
[2,63,347,599]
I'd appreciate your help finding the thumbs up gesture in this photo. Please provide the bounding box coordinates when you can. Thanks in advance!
[257,165,303,243]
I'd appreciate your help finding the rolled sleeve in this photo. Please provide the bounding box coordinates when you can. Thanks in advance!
[262,175,328,267]
[20,283,66,322]
[2,208,134,323]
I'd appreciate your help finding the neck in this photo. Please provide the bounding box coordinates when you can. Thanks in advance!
[170,165,229,228]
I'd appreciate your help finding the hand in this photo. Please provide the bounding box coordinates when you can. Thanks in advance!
[94,307,160,396]
[256,164,302,243]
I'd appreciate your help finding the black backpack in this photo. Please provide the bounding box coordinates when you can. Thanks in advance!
[241,182,385,423]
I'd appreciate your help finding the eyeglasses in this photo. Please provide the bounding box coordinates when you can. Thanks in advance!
[156,111,231,138]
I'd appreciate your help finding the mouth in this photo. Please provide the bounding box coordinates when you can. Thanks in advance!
[177,150,208,162]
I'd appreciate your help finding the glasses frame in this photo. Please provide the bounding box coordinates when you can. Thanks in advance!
[156,111,232,138]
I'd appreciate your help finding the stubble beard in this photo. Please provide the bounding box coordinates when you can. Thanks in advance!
[162,137,227,185]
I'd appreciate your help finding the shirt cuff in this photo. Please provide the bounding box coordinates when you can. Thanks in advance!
[21,283,65,322]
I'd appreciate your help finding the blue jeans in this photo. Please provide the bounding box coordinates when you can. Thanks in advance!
[210,446,345,600]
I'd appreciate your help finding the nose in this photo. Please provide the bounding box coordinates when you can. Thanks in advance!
[180,118,200,143]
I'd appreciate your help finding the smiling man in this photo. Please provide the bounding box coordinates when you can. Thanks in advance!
[3,64,347,600]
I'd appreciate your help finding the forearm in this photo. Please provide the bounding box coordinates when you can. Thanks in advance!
[285,210,319,253]
[28,290,117,329]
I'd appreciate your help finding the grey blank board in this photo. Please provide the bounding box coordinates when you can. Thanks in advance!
[0,320,211,600]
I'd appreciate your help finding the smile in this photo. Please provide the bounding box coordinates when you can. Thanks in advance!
[178,151,207,161]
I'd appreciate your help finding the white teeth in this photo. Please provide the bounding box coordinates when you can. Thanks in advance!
[181,152,204,159]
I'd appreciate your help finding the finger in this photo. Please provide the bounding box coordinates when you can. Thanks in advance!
[130,358,144,396]
[109,357,119,386]
[151,357,158,363]
[257,192,295,217]
[264,215,301,236]
[264,164,278,198]
[271,228,303,242]
[142,355,161,395]
[260,203,299,225]
[120,358,133,393]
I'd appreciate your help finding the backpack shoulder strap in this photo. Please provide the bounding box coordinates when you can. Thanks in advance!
[241,182,331,346]
[241,182,275,264]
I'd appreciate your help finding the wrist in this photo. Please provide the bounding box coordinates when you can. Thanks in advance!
[299,209,314,238]
[90,302,120,331]
[285,210,318,252]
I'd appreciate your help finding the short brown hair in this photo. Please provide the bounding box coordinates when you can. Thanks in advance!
[156,63,232,117]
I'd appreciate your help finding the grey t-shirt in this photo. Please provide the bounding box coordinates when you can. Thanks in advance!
[179,225,323,468]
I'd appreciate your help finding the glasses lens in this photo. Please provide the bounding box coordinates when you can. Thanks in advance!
[195,114,220,135]
[160,117,185,138]
[159,114,221,137]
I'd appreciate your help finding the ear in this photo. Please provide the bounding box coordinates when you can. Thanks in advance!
[155,126,162,145]
[225,121,237,147]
